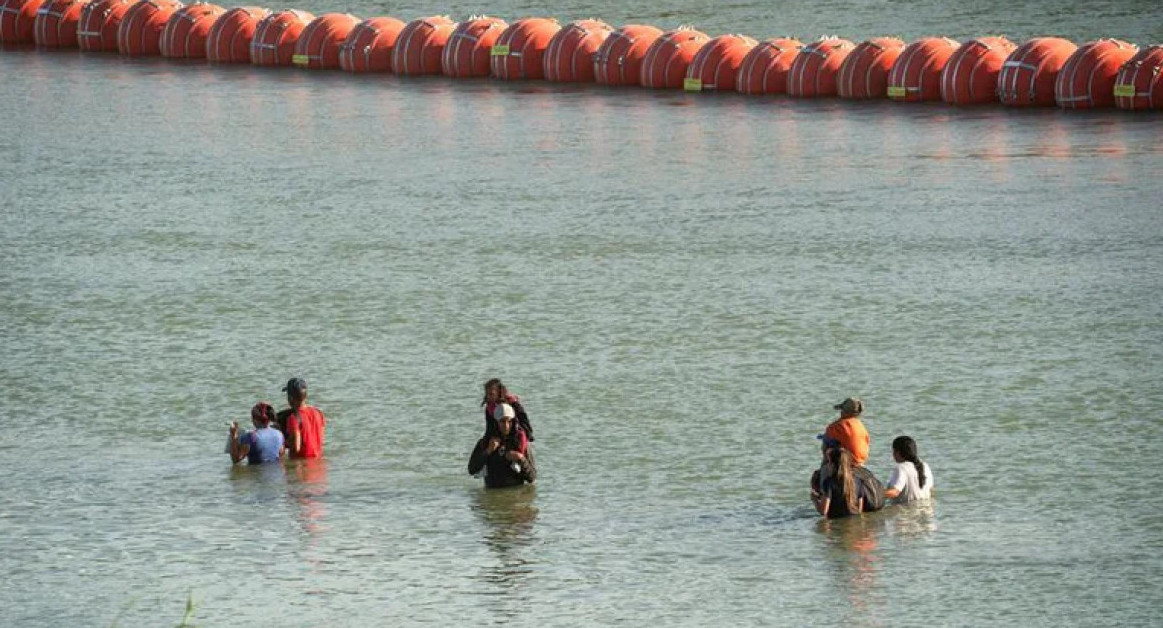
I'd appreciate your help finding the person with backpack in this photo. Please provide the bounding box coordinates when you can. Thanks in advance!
[812,447,863,518]
[884,436,934,503]
[468,402,536,489]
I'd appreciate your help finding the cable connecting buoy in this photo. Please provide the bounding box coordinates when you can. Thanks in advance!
[543,18,612,83]
[640,26,709,89]
[441,15,505,77]
[939,36,1017,105]
[787,36,855,97]
[685,33,756,92]
[250,9,313,66]
[996,37,1077,107]
[1055,38,1138,109]
[887,36,959,101]
[292,12,358,68]
[837,37,904,99]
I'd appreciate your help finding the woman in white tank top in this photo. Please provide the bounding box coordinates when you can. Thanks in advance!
[885,436,934,503]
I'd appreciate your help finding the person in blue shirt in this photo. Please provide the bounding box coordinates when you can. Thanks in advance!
[229,402,285,464]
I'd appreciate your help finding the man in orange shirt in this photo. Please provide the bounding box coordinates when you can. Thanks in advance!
[823,397,870,466]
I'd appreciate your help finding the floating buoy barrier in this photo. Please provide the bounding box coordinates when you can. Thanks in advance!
[292,12,357,68]
[440,15,504,77]
[592,24,661,86]
[159,1,221,58]
[76,0,129,50]
[205,6,265,62]
[887,36,958,101]
[33,0,87,48]
[1,0,47,43]
[391,15,454,75]
[735,37,802,95]
[490,17,559,81]
[1114,44,1163,110]
[939,36,1016,105]
[543,18,612,83]
[1055,38,1138,109]
[250,8,311,66]
[685,33,756,92]
[640,27,708,89]
[338,16,403,73]
[996,37,1077,107]
[787,37,854,97]
[5,8,1159,115]
[116,0,182,56]
[836,37,903,99]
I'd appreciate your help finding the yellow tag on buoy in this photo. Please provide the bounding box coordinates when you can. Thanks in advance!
[291,54,309,66]
[1113,84,1136,98]
[490,45,510,56]
[683,78,703,92]
[887,86,907,98]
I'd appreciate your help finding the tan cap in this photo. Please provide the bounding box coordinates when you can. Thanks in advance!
[833,398,864,416]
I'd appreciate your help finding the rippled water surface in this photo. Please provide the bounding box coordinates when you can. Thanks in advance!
[2,1,1163,626]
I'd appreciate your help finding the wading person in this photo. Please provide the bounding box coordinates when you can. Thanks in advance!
[884,436,934,503]
[812,447,863,518]
[277,378,326,459]
[228,402,285,465]
[468,403,535,488]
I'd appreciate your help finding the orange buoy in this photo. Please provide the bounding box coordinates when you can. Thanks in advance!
[593,24,662,86]
[887,37,959,101]
[205,6,266,62]
[1056,39,1138,109]
[116,0,182,56]
[490,17,560,81]
[735,37,801,95]
[250,9,312,66]
[685,33,756,92]
[939,36,1016,105]
[33,0,88,48]
[1114,45,1163,110]
[158,2,221,58]
[787,37,854,97]
[543,19,612,82]
[836,37,904,99]
[996,37,1077,107]
[76,0,129,50]
[640,27,709,89]
[291,12,358,68]
[338,16,404,73]
[440,15,505,77]
[1,0,47,43]
[391,15,455,75]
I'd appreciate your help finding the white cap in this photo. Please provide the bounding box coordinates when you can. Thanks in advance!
[493,403,516,421]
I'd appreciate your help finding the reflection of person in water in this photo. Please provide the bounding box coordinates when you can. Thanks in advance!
[471,483,538,619]
[288,458,329,538]
[816,515,885,614]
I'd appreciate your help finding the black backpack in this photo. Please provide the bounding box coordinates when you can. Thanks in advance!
[854,466,886,512]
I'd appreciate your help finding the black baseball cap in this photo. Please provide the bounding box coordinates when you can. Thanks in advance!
[282,378,307,394]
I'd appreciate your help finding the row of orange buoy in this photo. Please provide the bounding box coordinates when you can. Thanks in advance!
[3,0,1162,110]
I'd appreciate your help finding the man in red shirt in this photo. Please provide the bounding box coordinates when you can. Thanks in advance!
[278,378,326,459]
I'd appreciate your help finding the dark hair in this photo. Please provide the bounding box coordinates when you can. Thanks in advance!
[892,436,927,489]
[481,378,508,407]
